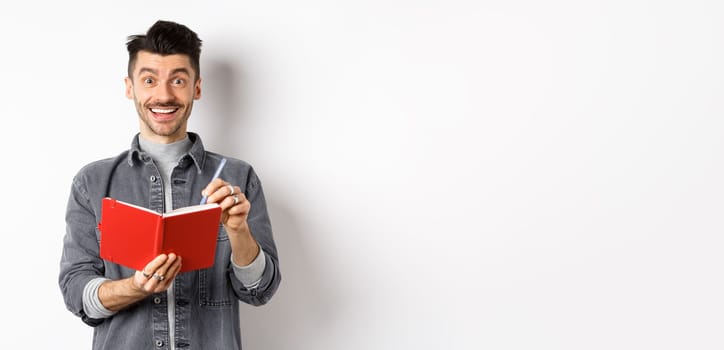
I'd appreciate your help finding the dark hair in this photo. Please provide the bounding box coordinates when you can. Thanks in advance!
[126,20,203,81]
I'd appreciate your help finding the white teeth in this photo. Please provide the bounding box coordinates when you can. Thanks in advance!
[151,108,176,113]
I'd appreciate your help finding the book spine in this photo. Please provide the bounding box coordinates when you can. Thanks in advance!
[153,216,164,256]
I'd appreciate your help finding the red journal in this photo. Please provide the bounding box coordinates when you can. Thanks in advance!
[98,197,222,273]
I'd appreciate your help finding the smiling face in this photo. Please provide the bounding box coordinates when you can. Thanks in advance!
[125,51,201,143]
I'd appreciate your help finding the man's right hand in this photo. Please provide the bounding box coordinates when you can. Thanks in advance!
[99,254,183,311]
[135,253,183,293]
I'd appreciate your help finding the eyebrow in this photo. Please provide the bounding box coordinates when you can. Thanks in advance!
[137,67,192,76]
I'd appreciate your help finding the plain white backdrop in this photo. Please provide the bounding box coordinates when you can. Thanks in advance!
[1,1,723,349]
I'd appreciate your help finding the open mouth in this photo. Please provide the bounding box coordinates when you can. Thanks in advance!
[151,107,179,114]
[149,106,180,120]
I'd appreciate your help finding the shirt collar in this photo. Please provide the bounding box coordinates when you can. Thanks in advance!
[127,132,206,174]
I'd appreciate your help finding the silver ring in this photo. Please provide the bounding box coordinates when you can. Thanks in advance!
[141,270,151,278]
[228,185,235,195]
[153,273,165,281]
[233,195,239,205]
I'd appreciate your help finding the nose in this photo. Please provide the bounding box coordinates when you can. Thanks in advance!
[155,82,175,103]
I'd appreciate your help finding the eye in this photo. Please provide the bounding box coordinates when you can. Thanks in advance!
[143,77,154,85]
[173,78,186,86]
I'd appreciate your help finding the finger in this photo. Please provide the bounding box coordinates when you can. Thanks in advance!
[221,194,237,210]
[222,200,251,230]
[135,254,173,290]
[139,273,161,293]
[205,183,230,204]
[227,197,250,215]
[210,186,241,209]
[151,256,183,292]
[134,270,153,290]
[201,178,228,202]
[140,256,179,292]
[165,257,183,280]
[141,254,169,278]
[152,253,179,281]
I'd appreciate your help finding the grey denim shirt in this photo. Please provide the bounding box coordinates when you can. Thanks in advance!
[59,132,281,350]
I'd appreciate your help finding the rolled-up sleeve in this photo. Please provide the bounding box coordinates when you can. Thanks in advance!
[228,168,281,305]
[58,173,108,327]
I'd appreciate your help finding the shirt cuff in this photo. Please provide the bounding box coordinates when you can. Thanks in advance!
[231,246,266,289]
[82,277,117,319]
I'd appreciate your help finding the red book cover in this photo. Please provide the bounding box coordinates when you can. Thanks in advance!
[98,197,222,273]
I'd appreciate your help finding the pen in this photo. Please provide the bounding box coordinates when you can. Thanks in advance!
[199,158,227,204]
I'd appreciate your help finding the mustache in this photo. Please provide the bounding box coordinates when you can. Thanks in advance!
[146,102,181,109]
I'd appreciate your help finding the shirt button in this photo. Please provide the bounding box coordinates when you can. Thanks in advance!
[155,340,164,347]
[153,297,162,304]
[150,175,157,182]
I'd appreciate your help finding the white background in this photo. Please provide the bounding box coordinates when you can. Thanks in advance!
[1,1,723,349]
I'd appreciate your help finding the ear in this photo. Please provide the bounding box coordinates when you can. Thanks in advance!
[194,77,202,100]
[124,77,133,99]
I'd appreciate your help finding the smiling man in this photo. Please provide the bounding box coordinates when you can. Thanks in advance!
[127,50,200,142]
[59,20,281,350]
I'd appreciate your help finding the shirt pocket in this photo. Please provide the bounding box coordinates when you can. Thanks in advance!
[198,224,234,307]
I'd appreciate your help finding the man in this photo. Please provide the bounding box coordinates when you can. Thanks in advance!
[59,20,281,349]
